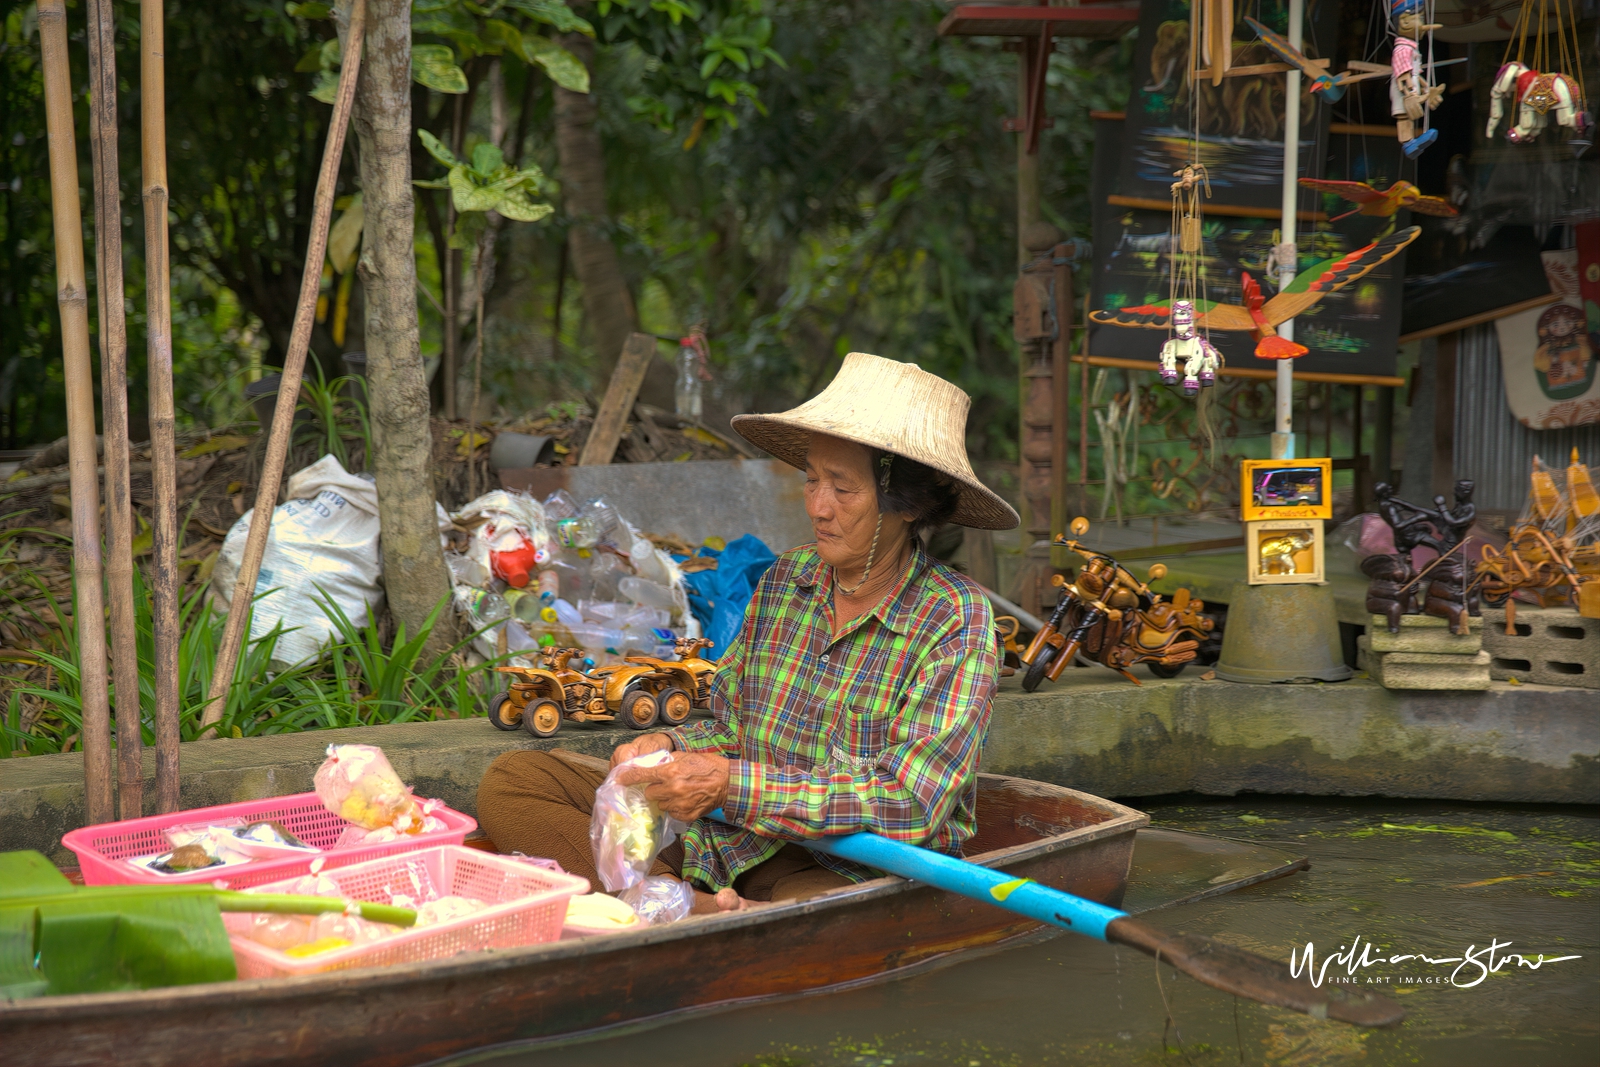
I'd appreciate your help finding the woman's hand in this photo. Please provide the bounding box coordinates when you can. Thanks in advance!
[615,751,730,822]
[610,732,675,769]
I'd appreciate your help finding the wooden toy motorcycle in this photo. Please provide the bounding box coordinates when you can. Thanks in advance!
[1019,518,1215,690]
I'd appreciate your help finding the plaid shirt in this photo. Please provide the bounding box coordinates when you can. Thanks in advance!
[664,541,998,890]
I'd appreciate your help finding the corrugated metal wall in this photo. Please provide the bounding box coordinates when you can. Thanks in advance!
[1454,324,1600,513]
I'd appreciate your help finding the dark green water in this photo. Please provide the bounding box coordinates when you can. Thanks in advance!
[458,797,1600,1067]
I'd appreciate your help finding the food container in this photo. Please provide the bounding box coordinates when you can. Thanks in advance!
[61,792,476,889]
[226,845,588,978]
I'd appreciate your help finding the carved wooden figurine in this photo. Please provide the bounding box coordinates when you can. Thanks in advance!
[1422,479,1479,635]
[1364,481,1434,632]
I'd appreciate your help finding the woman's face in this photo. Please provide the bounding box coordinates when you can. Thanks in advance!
[804,433,908,572]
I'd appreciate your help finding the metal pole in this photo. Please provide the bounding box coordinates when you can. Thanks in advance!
[142,0,182,811]
[1272,0,1304,462]
[39,0,113,825]
[86,0,143,819]
[200,0,367,735]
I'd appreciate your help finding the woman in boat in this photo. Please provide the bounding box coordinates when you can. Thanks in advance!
[477,353,1020,909]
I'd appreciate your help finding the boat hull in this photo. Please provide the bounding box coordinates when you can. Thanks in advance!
[0,775,1145,1067]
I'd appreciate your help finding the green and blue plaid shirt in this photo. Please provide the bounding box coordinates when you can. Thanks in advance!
[665,541,998,890]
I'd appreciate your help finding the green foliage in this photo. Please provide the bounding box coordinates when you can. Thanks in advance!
[595,0,786,139]
[416,131,555,246]
[0,567,494,759]
[293,366,371,470]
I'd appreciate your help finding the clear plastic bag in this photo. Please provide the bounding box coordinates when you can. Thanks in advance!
[588,750,687,892]
[313,744,424,833]
[618,875,694,926]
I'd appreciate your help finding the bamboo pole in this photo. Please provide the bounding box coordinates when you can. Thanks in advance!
[38,0,114,824]
[141,0,181,811]
[86,0,143,819]
[199,0,367,735]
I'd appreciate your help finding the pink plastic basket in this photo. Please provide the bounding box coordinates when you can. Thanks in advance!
[60,792,477,890]
[225,845,589,978]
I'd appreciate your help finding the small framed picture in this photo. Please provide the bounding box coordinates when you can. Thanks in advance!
[1246,519,1325,585]
[1240,458,1334,522]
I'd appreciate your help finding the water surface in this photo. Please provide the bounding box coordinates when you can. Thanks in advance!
[451,797,1600,1067]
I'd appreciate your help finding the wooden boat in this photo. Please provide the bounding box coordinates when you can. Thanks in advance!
[0,774,1264,1067]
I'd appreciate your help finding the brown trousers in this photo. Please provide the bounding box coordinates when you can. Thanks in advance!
[476,749,850,902]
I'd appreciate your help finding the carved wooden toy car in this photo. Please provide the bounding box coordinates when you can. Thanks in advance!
[594,637,717,728]
[487,647,616,738]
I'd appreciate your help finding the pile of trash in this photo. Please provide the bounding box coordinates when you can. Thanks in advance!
[447,487,698,668]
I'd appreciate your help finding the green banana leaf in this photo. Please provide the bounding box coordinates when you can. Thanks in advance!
[1,851,415,1000]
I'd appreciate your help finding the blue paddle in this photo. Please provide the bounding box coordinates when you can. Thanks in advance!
[709,810,1402,1027]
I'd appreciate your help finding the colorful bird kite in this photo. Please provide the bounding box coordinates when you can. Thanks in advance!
[1090,226,1421,360]
[1297,179,1460,221]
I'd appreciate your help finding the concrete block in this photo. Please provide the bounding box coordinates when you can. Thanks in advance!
[1357,637,1491,690]
[1365,613,1482,654]
[1483,607,1600,689]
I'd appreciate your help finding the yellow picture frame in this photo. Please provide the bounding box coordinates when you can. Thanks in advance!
[1240,458,1334,522]
[1246,519,1325,585]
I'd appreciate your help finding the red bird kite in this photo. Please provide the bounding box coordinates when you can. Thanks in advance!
[1090,226,1420,360]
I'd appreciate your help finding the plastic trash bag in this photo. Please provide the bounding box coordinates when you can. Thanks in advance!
[680,534,777,659]
[210,454,384,668]
[618,875,694,926]
[452,490,553,589]
[589,750,686,892]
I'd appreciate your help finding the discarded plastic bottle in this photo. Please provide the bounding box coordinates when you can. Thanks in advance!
[620,576,676,612]
[676,345,703,420]
[455,587,509,626]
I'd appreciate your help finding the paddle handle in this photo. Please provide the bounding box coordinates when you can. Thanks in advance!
[707,810,1125,941]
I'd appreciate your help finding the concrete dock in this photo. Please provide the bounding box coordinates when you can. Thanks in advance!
[3,667,1594,863]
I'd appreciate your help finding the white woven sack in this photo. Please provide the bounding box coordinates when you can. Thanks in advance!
[211,454,384,668]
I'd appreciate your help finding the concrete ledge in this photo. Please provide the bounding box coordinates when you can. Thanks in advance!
[3,669,1597,863]
[986,669,1598,803]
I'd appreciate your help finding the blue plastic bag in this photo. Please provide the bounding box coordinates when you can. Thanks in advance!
[679,534,776,659]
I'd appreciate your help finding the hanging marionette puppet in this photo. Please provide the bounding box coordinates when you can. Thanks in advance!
[1390,0,1445,158]
[1487,0,1591,149]
[1158,164,1223,397]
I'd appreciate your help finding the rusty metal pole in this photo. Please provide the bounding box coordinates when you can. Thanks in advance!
[141,0,182,811]
[39,0,114,824]
[86,0,144,819]
[200,0,367,735]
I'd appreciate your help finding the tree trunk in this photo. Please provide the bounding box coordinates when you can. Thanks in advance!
[343,0,457,655]
[553,34,639,386]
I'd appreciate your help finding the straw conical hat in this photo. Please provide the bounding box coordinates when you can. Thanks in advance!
[732,353,1020,530]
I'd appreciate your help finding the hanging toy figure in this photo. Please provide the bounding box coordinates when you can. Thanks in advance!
[1486,0,1591,149]
[1390,1,1443,158]
[1156,164,1222,396]
[1159,302,1222,396]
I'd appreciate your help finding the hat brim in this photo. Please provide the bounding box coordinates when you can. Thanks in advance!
[732,414,1020,531]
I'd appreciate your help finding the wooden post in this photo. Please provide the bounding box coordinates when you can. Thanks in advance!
[141,0,181,811]
[200,0,367,735]
[39,0,113,824]
[579,332,657,466]
[1050,243,1073,569]
[86,0,143,819]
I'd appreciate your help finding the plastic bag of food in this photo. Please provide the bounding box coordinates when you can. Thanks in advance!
[618,875,694,926]
[588,750,686,892]
[563,893,641,936]
[313,744,424,833]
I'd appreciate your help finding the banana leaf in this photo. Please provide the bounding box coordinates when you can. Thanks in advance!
[1,851,414,1000]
